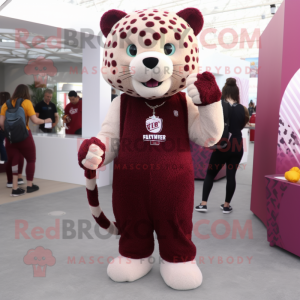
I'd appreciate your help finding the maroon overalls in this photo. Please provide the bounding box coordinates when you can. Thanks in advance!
[112,92,196,263]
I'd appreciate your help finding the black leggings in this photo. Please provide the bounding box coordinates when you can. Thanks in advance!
[202,147,244,203]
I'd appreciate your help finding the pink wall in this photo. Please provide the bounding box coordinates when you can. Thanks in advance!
[250,3,285,225]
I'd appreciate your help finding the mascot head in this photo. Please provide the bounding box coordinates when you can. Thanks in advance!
[100,8,204,100]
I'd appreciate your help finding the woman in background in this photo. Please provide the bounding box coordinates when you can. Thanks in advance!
[0,92,25,187]
[195,78,249,214]
[0,85,51,196]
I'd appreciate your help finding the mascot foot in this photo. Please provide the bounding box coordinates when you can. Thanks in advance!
[160,259,203,290]
[107,256,153,282]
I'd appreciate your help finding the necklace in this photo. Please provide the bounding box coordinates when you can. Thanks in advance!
[145,101,166,116]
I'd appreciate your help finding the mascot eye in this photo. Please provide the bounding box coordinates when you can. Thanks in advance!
[126,44,137,57]
[164,43,175,55]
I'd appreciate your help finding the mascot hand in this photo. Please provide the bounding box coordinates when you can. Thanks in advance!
[186,71,221,106]
[78,137,106,178]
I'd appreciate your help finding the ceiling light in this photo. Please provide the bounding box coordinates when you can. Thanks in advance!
[270,4,276,15]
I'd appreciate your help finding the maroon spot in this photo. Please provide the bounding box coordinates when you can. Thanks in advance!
[172,90,177,93]
[108,62,111,67]
[184,65,189,71]
[153,32,161,40]
[185,55,190,63]
[105,51,107,56]
[120,32,127,39]
[169,20,176,25]
[163,14,167,17]
[125,15,130,18]
[196,57,199,62]
[123,21,127,25]
[115,24,119,29]
[112,30,116,35]
[160,27,167,34]
[139,14,145,17]
[159,20,165,24]
[112,60,117,67]
[168,26,173,30]
[181,23,187,29]
[192,57,195,62]
[153,9,158,12]
[164,11,169,14]
[127,91,132,94]
[112,41,117,48]
[149,13,154,16]
[179,85,184,88]
[118,85,123,89]
[183,42,188,48]
[144,39,152,46]
[173,17,177,20]
[154,16,161,20]
[130,19,137,24]
[188,35,193,42]
[108,79,112,83]
[191,49,193,54]
[126,25,130,30]
[128,27,136,35]
[117,79,122,83]
[192,65,195,70]
[119,28,124,32]
[181,78,185,82]
[142,17,148,21]
[110,53,113,58]
[177,28,182,32]
[105,60,107,66]
[174,32,181,40]
[146,21,154,27]
[139,30,146,37]
[107,41,111,47]
[112,70,116,75]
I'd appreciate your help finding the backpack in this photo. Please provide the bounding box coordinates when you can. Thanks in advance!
[210,99,232,150]
[4,98,29,143]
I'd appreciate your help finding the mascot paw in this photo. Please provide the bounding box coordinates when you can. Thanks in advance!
[107,256,153,282]
[187,71,221,106]
[160,259,202,290]
[78,137,106,178]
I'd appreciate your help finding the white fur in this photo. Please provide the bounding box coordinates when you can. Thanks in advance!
[89,205,102,218]
[130,51,173,99]
[86,177,96,190]
[160,259,203,290]
[187,95,224,147]
[107,256,153,282]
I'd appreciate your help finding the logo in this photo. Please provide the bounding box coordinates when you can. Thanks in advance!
[69,108,78,115]
[174,110,179,117]
[23,246,56,277]
[24,56,57,88]
[144,115,165,145]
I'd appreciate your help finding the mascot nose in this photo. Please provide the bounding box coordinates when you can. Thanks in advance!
[143,57,159,69]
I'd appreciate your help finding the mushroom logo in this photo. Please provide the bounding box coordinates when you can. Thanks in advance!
[23,246,56,277]
[24,56,57,88]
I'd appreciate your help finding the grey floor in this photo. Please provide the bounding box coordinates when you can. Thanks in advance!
[1,143,300,300]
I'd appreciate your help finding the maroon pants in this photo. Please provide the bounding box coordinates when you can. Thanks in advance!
[5,131,36,181]
[6,156,24,183]
[113,92,196,263]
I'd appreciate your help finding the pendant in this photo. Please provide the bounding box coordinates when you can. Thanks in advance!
[143,114,165,146]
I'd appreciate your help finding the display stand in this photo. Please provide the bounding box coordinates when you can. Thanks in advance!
[265,175,300,257]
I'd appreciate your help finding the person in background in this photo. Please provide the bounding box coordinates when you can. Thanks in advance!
[0,91,25,187]
[0,84,52,196]
[195,78,249,214]
[35,89,58,133]
[63,90,82,135]
[248,100,255,117]
[111,88,118,102]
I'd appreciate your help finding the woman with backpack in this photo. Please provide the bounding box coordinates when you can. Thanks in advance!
[0,85,52,196]
[0,91,25,187]
[195,78,249,214]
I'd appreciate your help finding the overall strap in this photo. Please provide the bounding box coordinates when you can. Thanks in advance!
[6,99,13,110]
[15,98,24,109]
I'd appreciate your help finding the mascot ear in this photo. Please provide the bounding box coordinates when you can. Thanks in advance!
[100,9,127,37]
[176,8,204,36]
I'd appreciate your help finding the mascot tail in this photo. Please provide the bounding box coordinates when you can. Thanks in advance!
[85,169,119,236]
